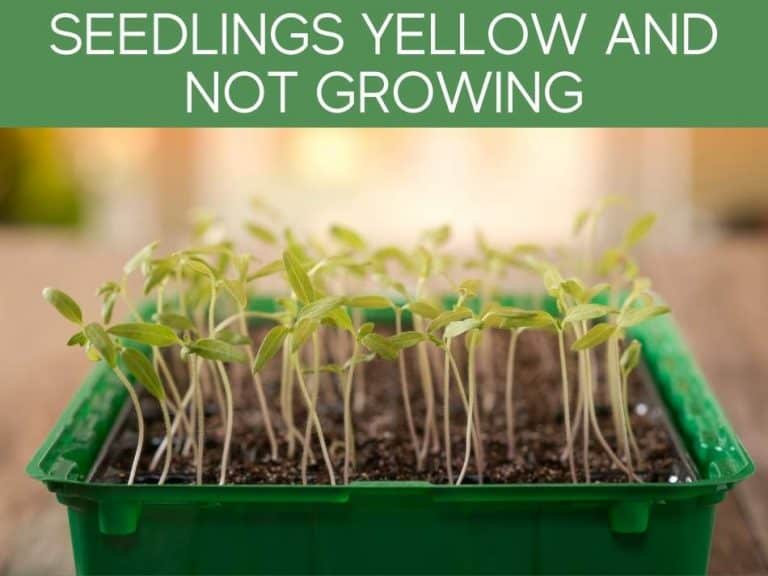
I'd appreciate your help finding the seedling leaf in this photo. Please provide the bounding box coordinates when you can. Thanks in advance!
[121,348,165,401]
[214,329,252,346]
[572,323,617,351]
[124,241,158,275]
[189,338,248,364]
[153,312,196,333]
[253,325,289,372]
[408,300,442,320]
[330,224,367,251]
[345,295,393,309]
[43,287,82,325]
[361,333,399,361]
[83,322,117,368]
[621,340,642,377]
[388,331,430,349]
[67,331,87,347]
[620,305,670,328]
[248,259,285,281]
[296,297,345,323]
[429,307,473,333]
[244,222,278,245]
[564,304,614,324]
[222,279,248,309]
[323,307,354,333]
[283,250,315,303]
[624,213,657,249]
[444,318,484,339]
[292,319,318,352]
[108,323,181,347]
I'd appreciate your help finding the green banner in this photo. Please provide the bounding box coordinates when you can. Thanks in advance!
[0,0,765,126]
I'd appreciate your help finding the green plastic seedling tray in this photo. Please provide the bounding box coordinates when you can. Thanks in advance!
[28,296,753,575]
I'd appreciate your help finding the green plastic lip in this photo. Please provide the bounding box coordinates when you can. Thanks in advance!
[27,295,754,500]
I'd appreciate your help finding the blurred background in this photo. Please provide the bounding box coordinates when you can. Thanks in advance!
[1,128,766,575]
[2,128,767,245]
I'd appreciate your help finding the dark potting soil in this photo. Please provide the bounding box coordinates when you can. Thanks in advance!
[93,328,696,485]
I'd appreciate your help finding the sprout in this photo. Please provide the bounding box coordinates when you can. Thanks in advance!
[44,201,672,487]
[44,287,180,485]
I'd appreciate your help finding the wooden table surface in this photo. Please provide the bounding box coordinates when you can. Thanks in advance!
[1,231,766,575]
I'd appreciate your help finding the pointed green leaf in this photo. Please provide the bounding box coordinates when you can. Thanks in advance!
[571,323,617,351]
[408,300,442,320]
[124,241,159,275]
[564,304,615,324]
[108,323,181,347]
[330,224,367,251]
[244,222,278,245]
[247,259,285,282]
[291,320,318,352]
[184,256,217,279]
[189,338,248,364]
[143,259,174,295]
[43,287,82,325]
[283,250,315,304]
[624,213,657,249]
[214,329,252,346]
[67,331,87,347]
[253,325,289,372]
[153,312,197,333]
[387,331,429,349]
[345,295,393,309]
[323,306,354,333]
[573,209,590,235]
[296,296,345,322]
[560,278,586,302]
[361,333,399,361]
[444,318,484,340]
[429,307,473,334]
[121,348,165,401]
[485,308,555,329]
[357,322,375,338]
[621,340,642,377]
[222,279,248,309]
[422,224,452,247]
[84,322,117,368]
[100,291,118,324]
[458,279,481,298]
[619,305,670,328]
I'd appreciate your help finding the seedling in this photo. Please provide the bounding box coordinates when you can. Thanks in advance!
[44,203,674,487]
[43,288,180,484]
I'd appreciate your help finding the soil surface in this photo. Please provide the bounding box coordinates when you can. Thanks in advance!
[94,327,696,485]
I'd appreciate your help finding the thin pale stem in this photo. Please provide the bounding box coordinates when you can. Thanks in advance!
[281,338,297,458]
[456,337,477,485]
[504,329,520,459]
[239,313,279,460]
[622,370,643,464]
[448,352,485,478]
[300,333,322,485]
[151,381,195,471]
[583,340,638,482]
[193,358,204,485]
[395,309,421,469]
[610,337,632,470]
[343,339,359,484]
[158,399,173,485]
[293,353,336,485]
[215,361,235,485]
[114,367,144,486]
[442,343,453,483]
[415,317,439,460]
[557,330,577,483]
